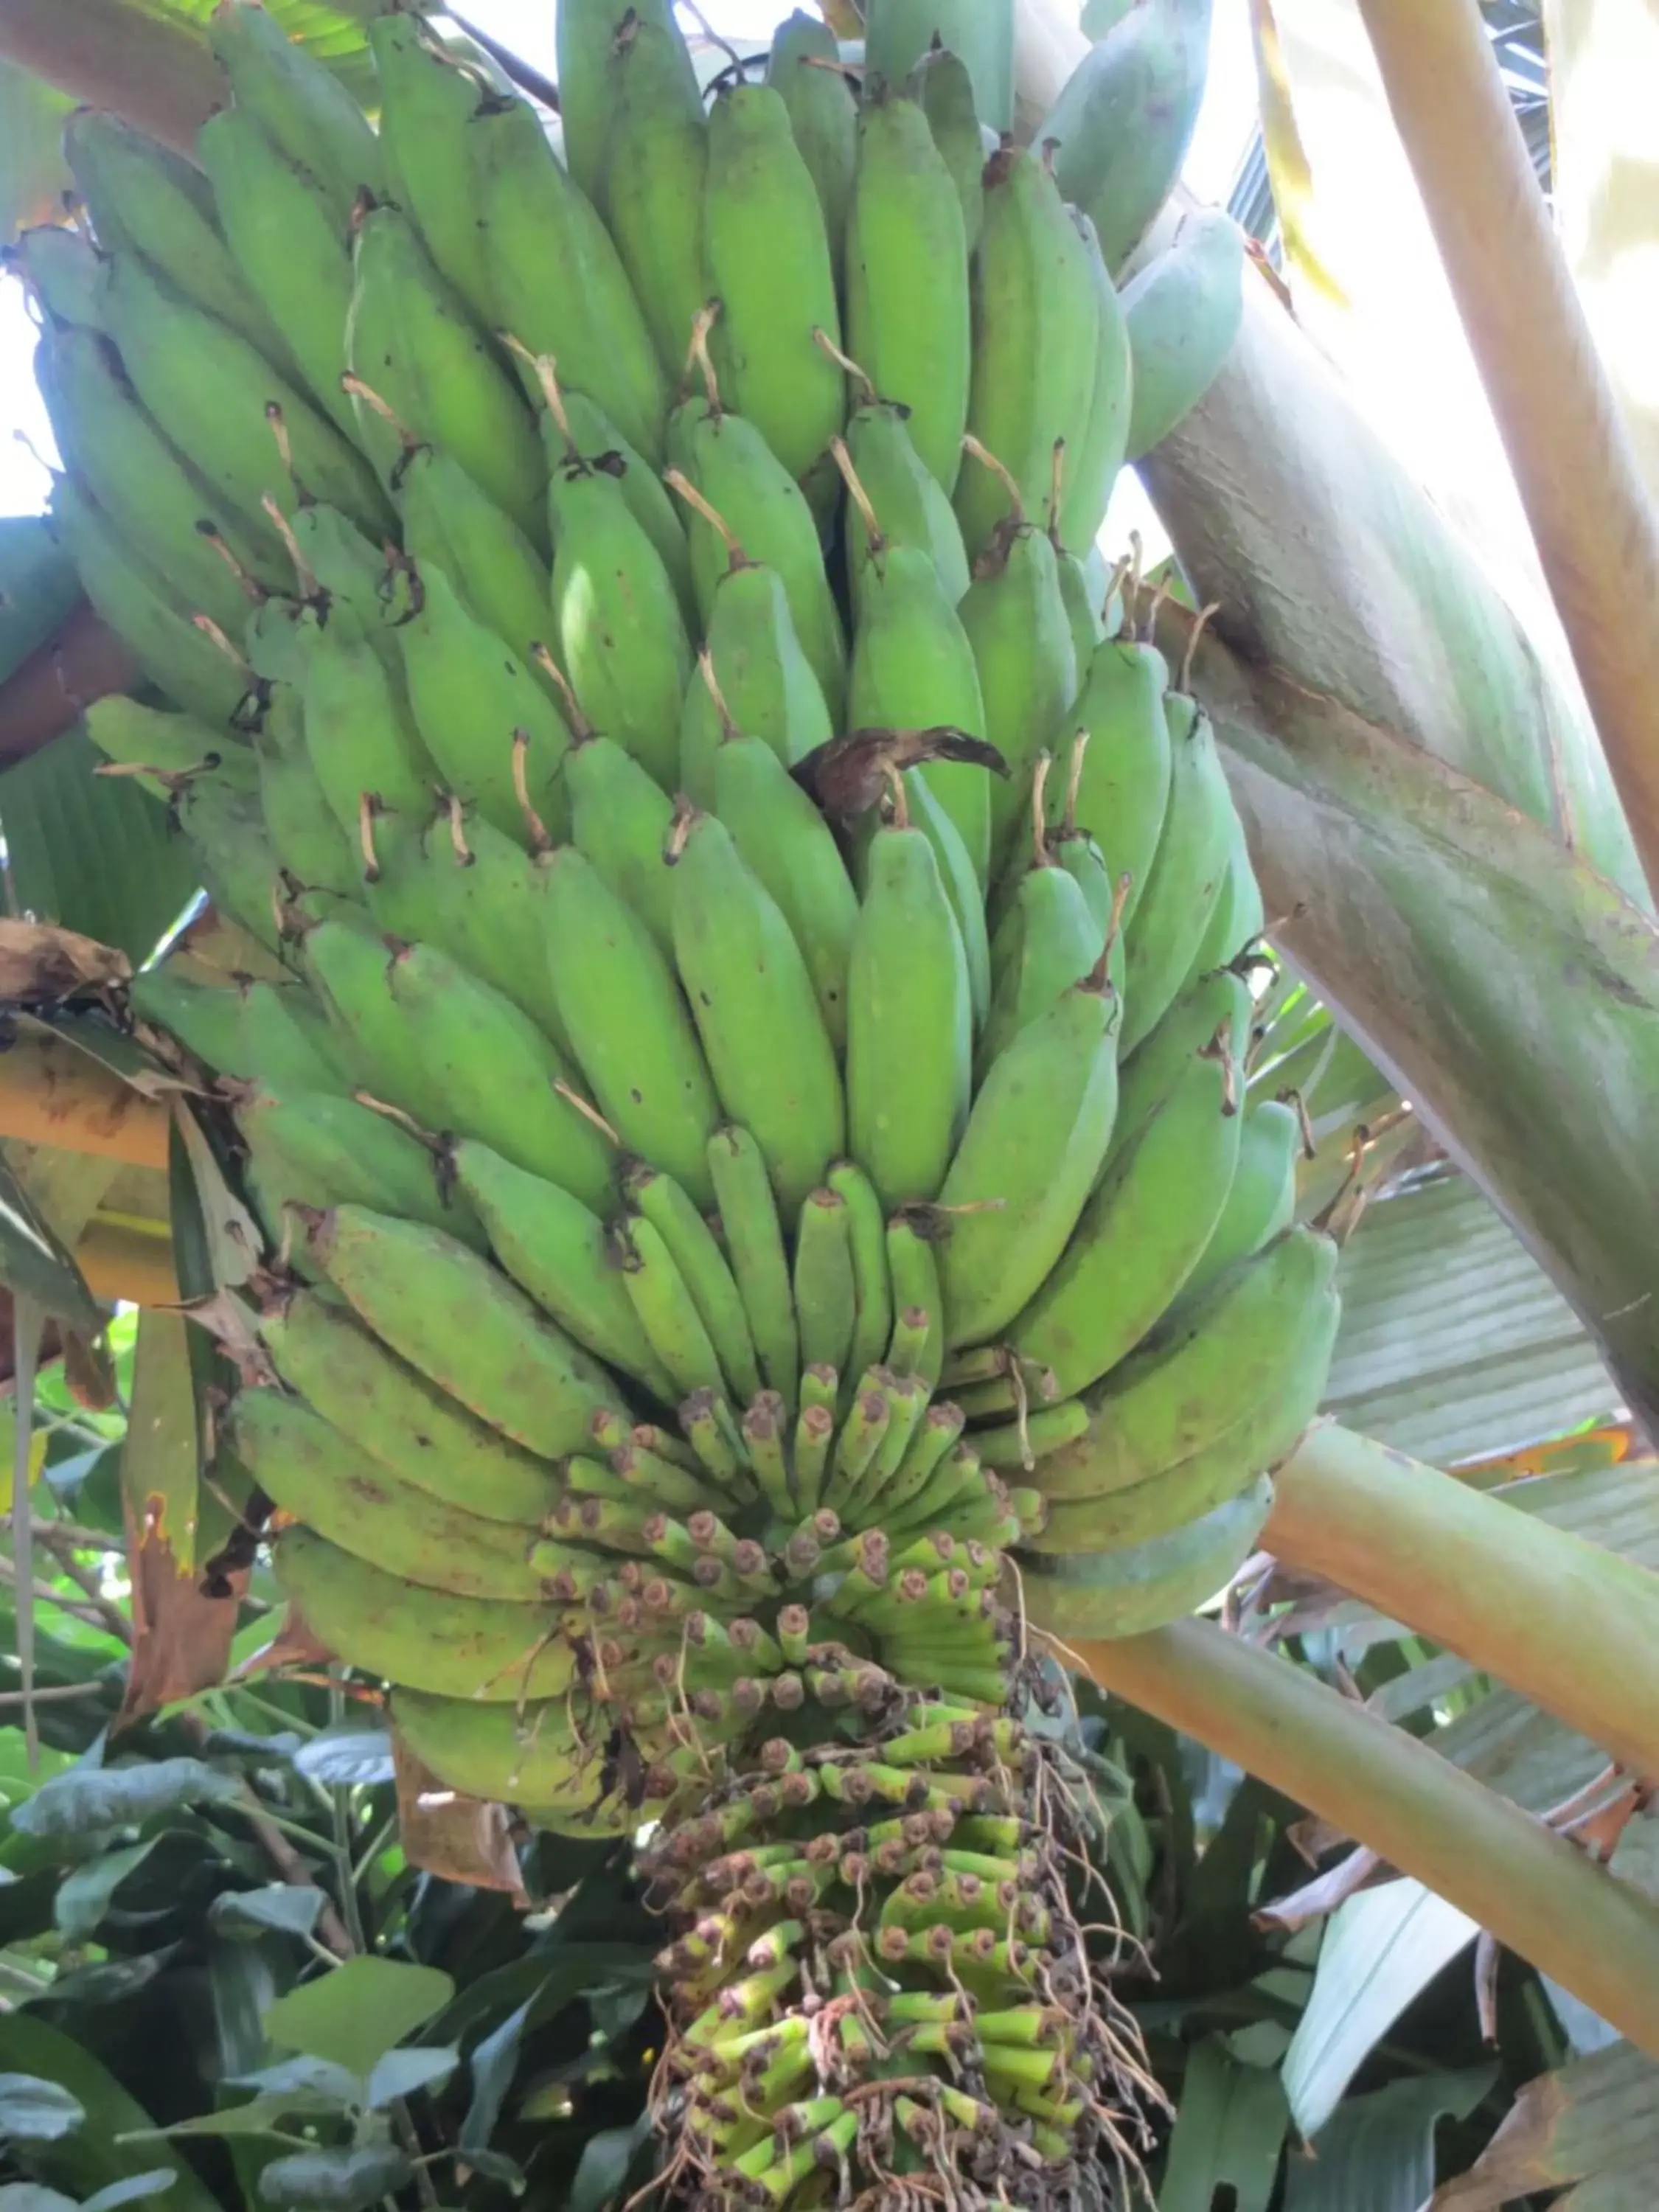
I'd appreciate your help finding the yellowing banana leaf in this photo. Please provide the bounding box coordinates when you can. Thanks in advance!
[1430,2042,1659,2210]
[1542,0,1659,504]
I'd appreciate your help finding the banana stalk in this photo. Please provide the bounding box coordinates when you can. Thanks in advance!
[1267,1422,1659,1784]
[1074,1615,1659,2056]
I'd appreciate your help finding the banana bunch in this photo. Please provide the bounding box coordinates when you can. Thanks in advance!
[41,0,1320,2197]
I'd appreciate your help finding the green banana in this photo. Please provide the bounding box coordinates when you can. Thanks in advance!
[1058,211,1133,554]
[793,1186,858,1382]
[261,1291,559,1524]
[703,86,845,487]
[768,12,858,284]
[597,0,717,376]
[397,560,572,845]
[8,225,105,328]
[88,697,255,798]
[285,503,405,641]
[669,378,847,722]
[956,145,1099,563]
[905,768,992,1031]
[1043,0,1214,274]
[392,1692,619,1809]
[583,0,712,379]
[979,838,1107,1082]
[238,980,360,1099]
[306,1205,627,1461]
[1189,804,1266,974]
[1010,1037,1242,1399]
[369,12,498,328]
[669,810,846,1220]
[129,967,246,1076]
[101,252,392,543]
[846,802,971,1211]
[863,0,1015,134]
[64,109,279,358]
[234,1390,541,1602]
[548,456,693,790]
[936,961,1121,1348]
[383,939,619,1214]
[468,88,667,465]
[845,91,971,493]
[37,324,281,630]
[208,0,386,222]
[364,805,572,1059]
[710,727,858,1052]
[525,366,695,626]
[956,455,1078,872]
[841,399,971,614]
[913,45,987,253]
[198,105,358,441]
[238,1088,484,1251]
[625,1160,762,1408]
[1122,209,1246,462]
[1119,701,1236,1054]
[846,535,992,886]
[611,1210,726,1403]
[1057,636,1172,931]
[51,478,252,729]
[348,203,546,549]
[454,1140,677,1399]
[254,691,359,897]
[1018,1475,1271,1642]
[299,921,448,1126]
[299,616,437,833]
[677,552,834,808]
[175,776,283,950]
[394,445,557,702]
[549,0,627,198]
[540,844,721,1210]
[1054,536,1106,676]
[1037,1226,1338,1501]
[273,1526,572,1702]
[829,1161,895,1399]
[1032,1284,1339,1551]
[564,730,678,959]
[1181,1096,1301,1304]
[1107,964,1252,1168]
[707,1126,800,1414]
[886,1210,946,1390]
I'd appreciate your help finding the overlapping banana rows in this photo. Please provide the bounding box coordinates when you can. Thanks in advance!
[28,0,1324,2191]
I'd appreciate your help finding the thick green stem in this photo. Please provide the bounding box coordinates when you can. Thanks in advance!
[1267,1422,1659,1781]
[1073,1615,1659,2055]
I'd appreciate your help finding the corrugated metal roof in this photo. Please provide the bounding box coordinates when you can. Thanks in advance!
[1320,1168,1623,1466]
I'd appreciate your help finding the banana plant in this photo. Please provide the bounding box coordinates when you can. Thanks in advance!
[3,0,1659,2150]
